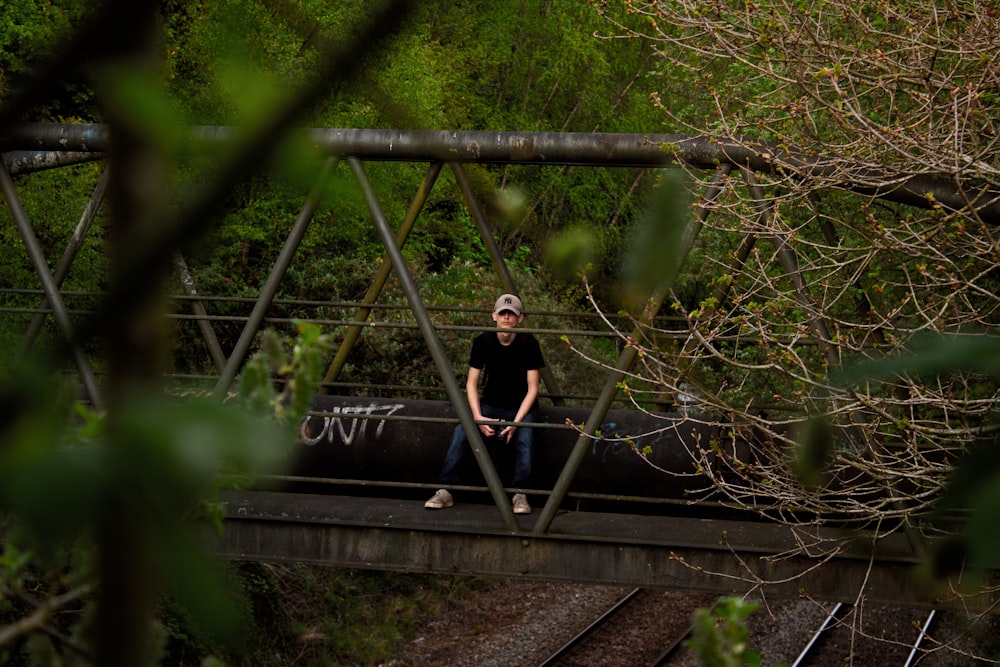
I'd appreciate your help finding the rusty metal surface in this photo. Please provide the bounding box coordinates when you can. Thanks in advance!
[4,123,994,220]
[2,150,104,175]
[214,490,998,613]
[0,123,696,166]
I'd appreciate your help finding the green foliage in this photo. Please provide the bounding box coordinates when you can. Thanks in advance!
[0,321,331,663]
[791,416,834,491]
[155,560,486,665]
[0,163,109,355]
[837,333,1000,384]
[620,170,694,312]
[545,225,598,281]
[686,597,765,667]
[163,563,479,666]
[0,0,93,119]
[237,321,333,424]
[0,1,818,662]
[155,0,662,297]
[1,0,671,349]
[0,1,647,664]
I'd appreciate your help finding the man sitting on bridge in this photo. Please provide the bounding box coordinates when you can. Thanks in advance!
[425,293,545,514]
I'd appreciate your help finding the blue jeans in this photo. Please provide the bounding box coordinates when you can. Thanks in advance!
[438,404,534,489]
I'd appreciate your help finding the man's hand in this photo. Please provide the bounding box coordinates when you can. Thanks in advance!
[478,419,499,439]
[497,425,516,443]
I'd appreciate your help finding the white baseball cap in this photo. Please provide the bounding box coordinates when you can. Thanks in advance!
[493,293,523,316]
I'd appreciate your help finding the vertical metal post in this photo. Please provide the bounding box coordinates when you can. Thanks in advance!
[349,157,519,531]
[677,167,749,353]
[19,166,110,355]
[0,159,104,410]
[214,157,337,396]
[321,161,444,389]
[173,251,227,373]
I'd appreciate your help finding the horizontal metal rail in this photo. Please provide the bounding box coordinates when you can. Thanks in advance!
[3,123,996,222]
[263,475,733,510]
[0,288,687,322]
[0,297,824,345]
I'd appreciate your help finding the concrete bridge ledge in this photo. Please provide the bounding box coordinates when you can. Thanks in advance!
[212,490,997,613]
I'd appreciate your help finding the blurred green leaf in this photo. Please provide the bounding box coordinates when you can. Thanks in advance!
[930,441,1000,575]
[620,170,693,311]
[0,367,102,545]
[157,525,247,648]
[792,416,834,490]
[544,226,597,281]
[685,596,761,667]
[110,394,291,500]
[835,332,1000,385]
[100,67,188,158]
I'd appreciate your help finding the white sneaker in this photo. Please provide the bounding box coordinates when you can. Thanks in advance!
[424,489,454,509]
[512,493,531,514]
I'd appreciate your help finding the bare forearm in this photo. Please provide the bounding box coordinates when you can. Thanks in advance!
[513,390,537,424]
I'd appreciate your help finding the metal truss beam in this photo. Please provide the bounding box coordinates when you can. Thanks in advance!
[2,123,996,222]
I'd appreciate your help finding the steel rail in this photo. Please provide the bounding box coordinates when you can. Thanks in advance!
[321,161,443,389]
[650,623,693,667]
[533,177,707,534]
[214,156,337,396]
[790,602,846,667]
[0,301,828,347]
[2,149,103,175]
[265,476,737,510]
[166,374,646,407]
[173,251,227,373]
[903,610,936,667]
[18,167,109,356]
[0,289,684,321]
[535,588,643,667]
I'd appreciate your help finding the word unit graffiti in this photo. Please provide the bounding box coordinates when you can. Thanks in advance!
[299,402,406,447]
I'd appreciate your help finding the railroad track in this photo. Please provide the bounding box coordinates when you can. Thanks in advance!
[788,603,938,667]
[535,588,710,667]
[536,592,942,667]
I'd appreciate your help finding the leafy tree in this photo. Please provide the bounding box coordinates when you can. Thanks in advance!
[152,1,668,310]
[584,0,1000,606]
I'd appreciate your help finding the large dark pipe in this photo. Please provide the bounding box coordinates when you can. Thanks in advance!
[294,395,750,506]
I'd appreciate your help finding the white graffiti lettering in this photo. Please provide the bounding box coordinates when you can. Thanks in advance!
[299,403,405,447]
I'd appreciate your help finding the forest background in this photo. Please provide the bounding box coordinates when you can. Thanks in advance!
[2,0,1000,665]
[0,0,702,401]
[0,2,685,665]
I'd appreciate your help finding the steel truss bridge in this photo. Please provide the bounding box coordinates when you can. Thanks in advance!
[2,123,995,613]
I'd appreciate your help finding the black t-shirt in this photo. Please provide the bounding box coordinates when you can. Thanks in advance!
[469,331,545,410]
